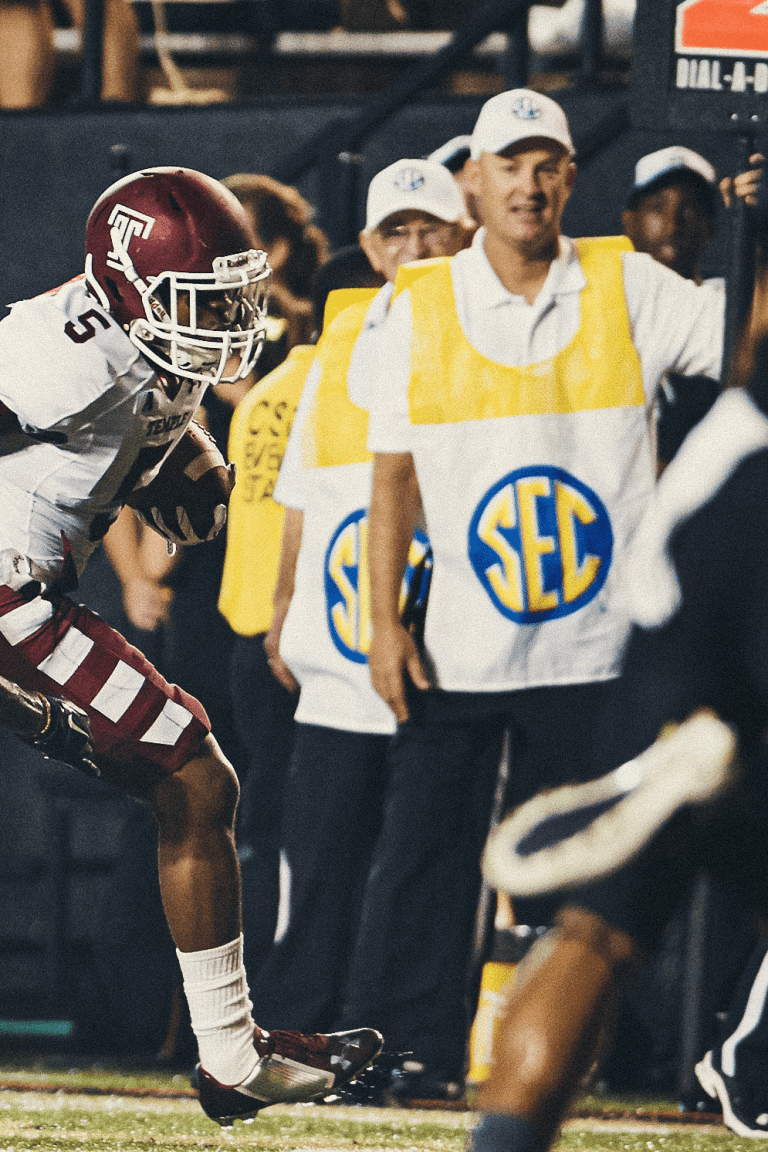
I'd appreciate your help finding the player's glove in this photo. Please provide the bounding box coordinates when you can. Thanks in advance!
[30,695,100,777]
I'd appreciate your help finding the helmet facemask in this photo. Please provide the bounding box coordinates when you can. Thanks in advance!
[89,225,270,385]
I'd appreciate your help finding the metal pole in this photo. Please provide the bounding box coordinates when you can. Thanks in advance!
[502,7,530,89]
[723,134,759,386]
[577,0,603,84]
[78,0,105,104]
[677,871,711,1103]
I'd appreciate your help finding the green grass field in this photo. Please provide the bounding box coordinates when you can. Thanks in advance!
[0,1062,755,1152]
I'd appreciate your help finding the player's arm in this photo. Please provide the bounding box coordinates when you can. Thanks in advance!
[126,421,235,547]
[0,674,97,775]
[264,507,303,692]
[102,508,177,632]
[720,152,764,208]
[368,450,430,724]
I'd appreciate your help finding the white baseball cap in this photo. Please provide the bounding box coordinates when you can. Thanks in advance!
[428,135,472,172]
[364,158,467,233]
[470,89,575,161]
[632,146,716,194]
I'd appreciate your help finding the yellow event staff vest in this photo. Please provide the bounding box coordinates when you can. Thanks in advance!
[278,285,430,732]
[218,344,316,636]
[405,237,643,424]
[302,287,380,470]
[396,238,650,691]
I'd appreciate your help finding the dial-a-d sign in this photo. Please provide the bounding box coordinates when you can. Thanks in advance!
[630,0,768,130]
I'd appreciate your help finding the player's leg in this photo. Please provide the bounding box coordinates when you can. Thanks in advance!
[116,731,383,1125]
[0,585,382,1124]
[147,734,241,952]
[471,905,637,1152]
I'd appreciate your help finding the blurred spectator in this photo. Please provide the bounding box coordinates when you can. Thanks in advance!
[429,134,480,231]
[213,175,331,972]
[151,177,328,800]
[222,174,329,375]
[218,345,314,974]
[623,146,723,469]
[0,0,140,107]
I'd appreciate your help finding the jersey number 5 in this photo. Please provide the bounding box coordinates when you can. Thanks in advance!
[65,310,111,344]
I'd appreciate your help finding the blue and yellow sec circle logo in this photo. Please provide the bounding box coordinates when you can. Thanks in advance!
[468,466,613,623]
[325,509,430,663]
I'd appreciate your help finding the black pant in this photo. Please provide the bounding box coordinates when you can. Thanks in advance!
[338,679,621,1080]
[247,722,390,1032]
[230,633,297,977]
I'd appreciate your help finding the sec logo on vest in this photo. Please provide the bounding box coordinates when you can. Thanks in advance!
[468,466,613,623]
[325,509,430,663]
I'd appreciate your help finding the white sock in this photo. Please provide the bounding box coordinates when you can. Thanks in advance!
[177,935,261,1087]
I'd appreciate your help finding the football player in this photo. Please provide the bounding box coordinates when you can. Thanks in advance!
[0,166,382,1126]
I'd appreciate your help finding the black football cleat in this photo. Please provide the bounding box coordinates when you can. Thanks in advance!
[197,1026,384,1126]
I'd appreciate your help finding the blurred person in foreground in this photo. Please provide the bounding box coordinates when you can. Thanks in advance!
[471,292,768,1152]
[467,159,767,1152]
[157,175,330,800]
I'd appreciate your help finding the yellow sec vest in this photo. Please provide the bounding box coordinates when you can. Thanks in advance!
[218,344,316,636]
[279,286,411,733]
[398,237,651,691]
[302,287,380,470]
[405,237,643,425]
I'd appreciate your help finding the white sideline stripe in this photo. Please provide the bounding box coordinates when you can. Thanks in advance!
[274,850,292,945]
[37,628,94,685]
[722,947,768,1077]
[0,598,54,645]
[90,661,146,722]
[141,698,193,745]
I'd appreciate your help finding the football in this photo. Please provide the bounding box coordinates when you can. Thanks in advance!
[126,420,235,545]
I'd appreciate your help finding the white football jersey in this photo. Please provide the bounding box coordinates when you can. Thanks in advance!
[0,276,207,581]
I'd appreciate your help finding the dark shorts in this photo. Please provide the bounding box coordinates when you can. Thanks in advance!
[0,584,210,774]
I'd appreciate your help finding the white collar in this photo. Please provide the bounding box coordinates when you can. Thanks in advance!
[460,229,585,310]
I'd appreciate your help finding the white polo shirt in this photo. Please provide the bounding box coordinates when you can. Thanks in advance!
[365,229,725,693]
